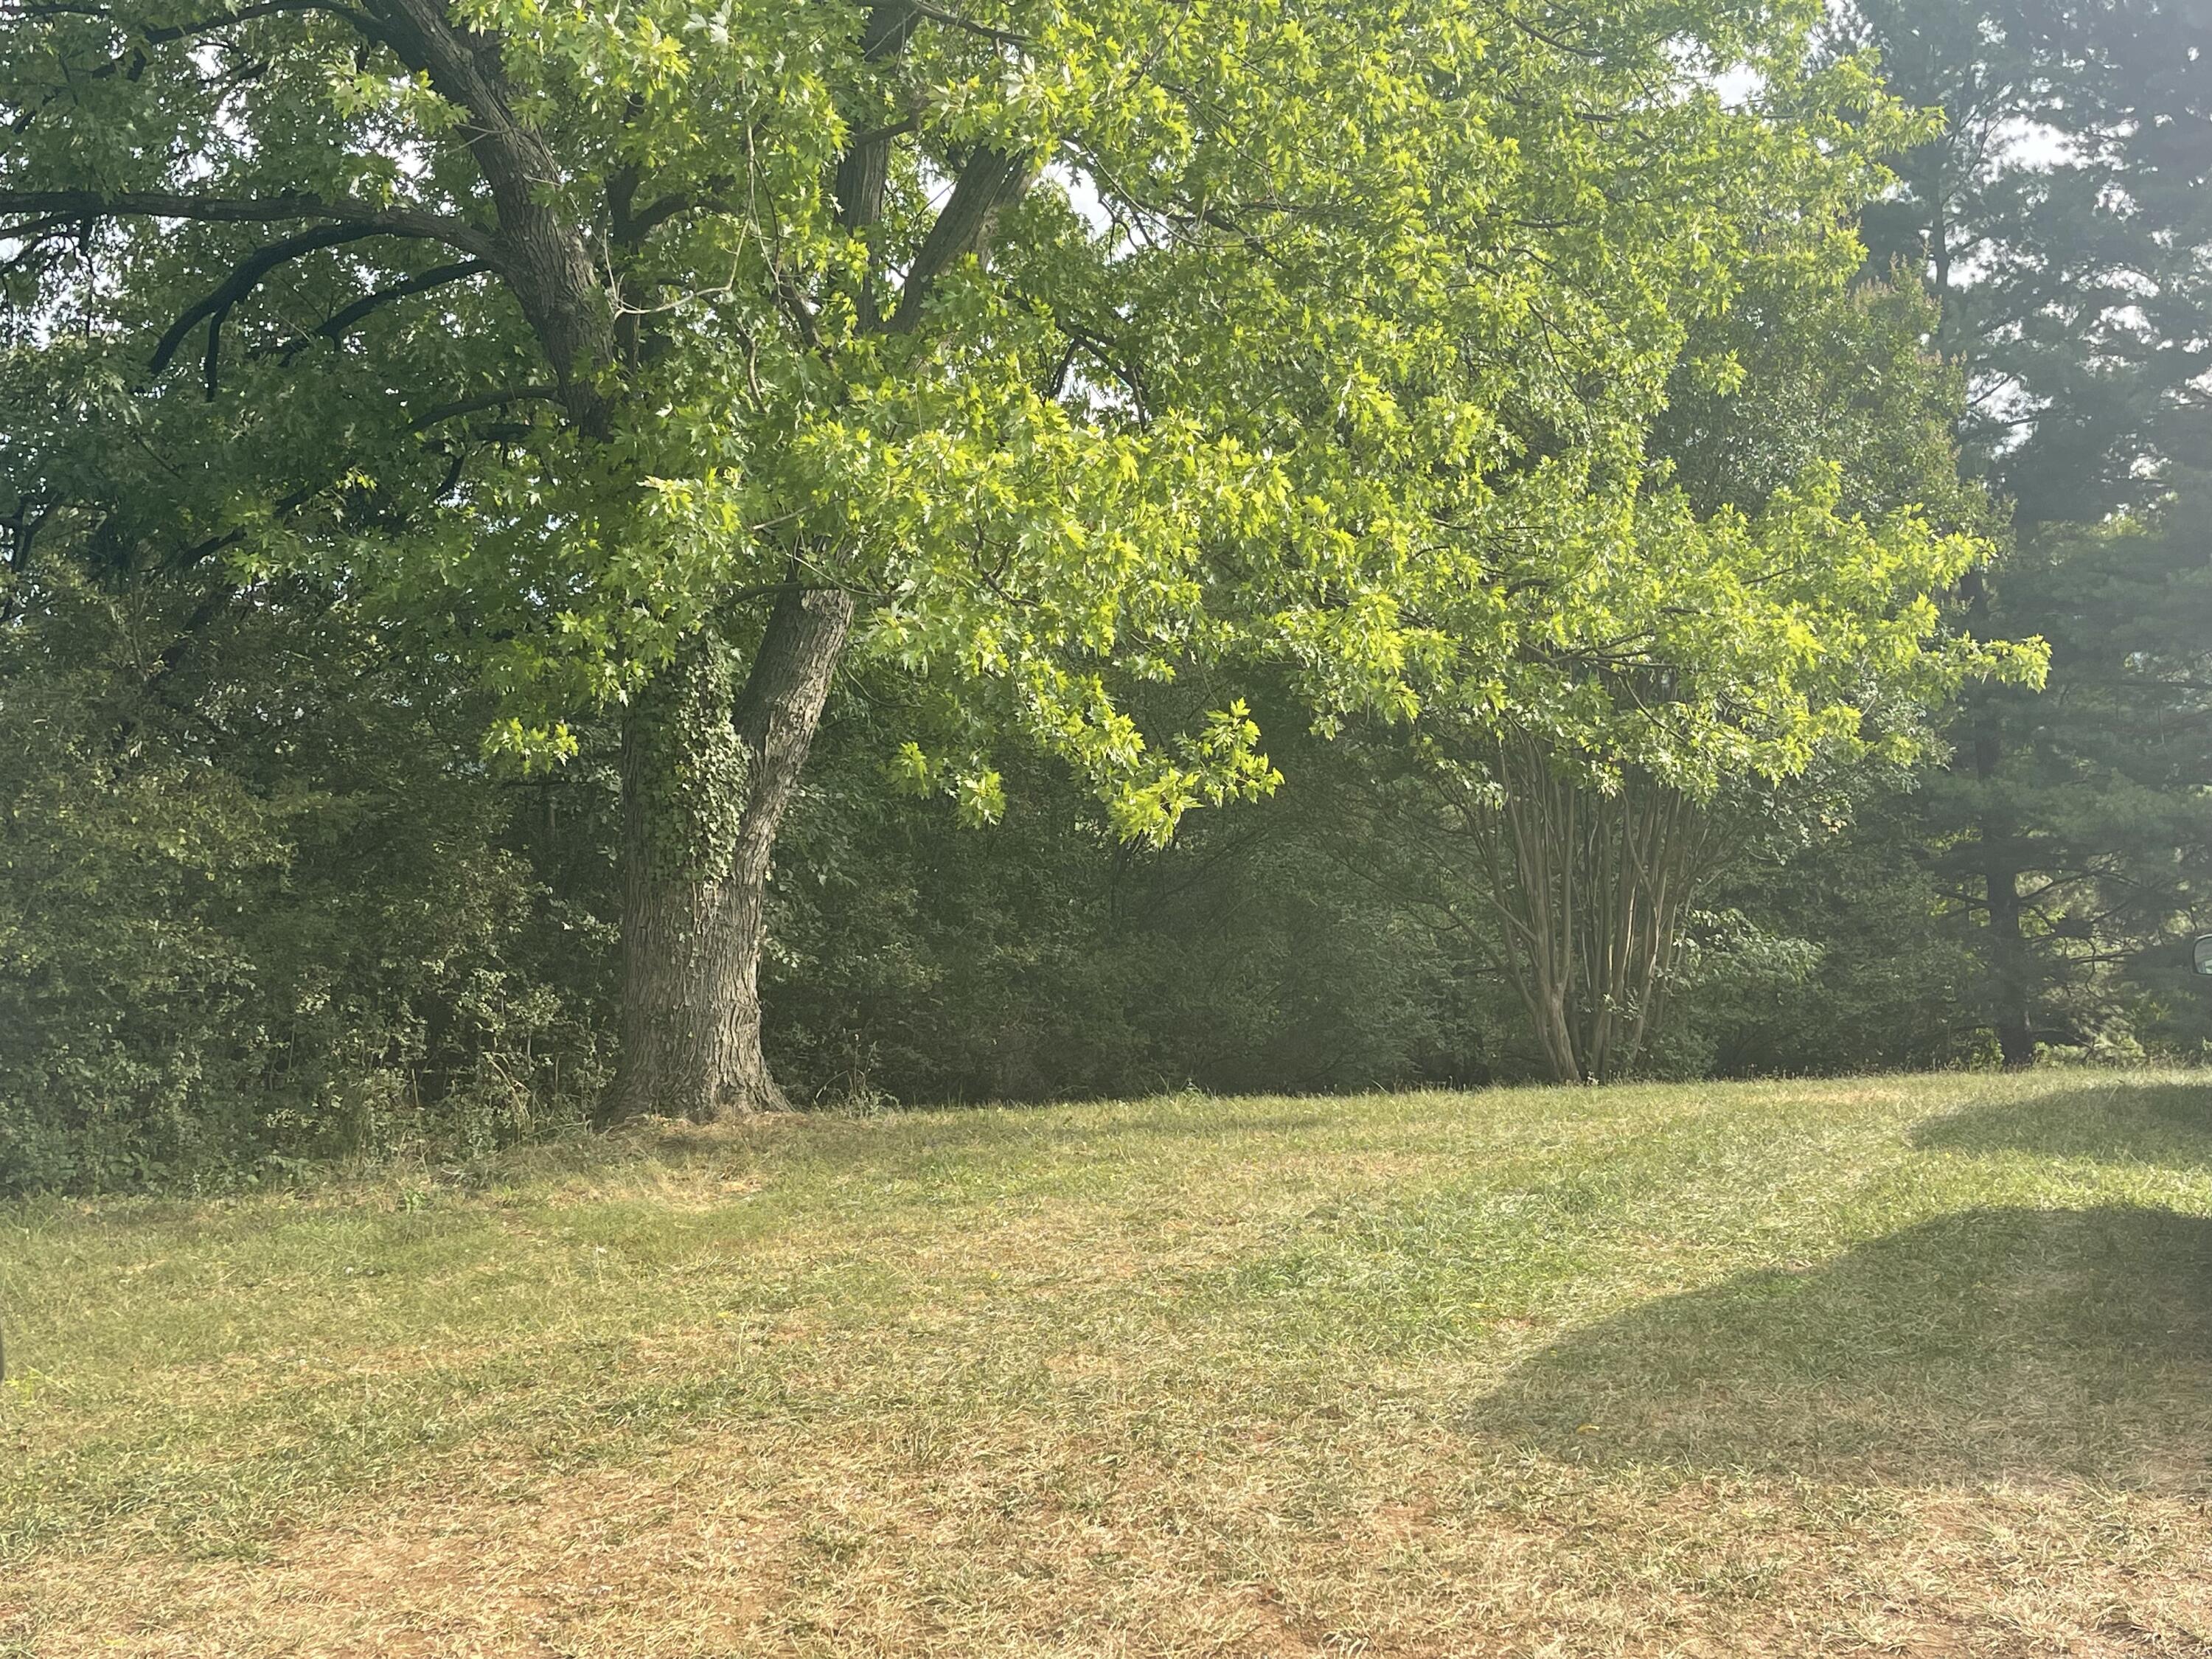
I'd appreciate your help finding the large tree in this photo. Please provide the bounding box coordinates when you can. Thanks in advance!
[1,0,1991,1116]
[1837,0,2212,1062]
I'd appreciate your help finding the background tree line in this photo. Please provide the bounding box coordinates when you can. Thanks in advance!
[0,0,2203,1193]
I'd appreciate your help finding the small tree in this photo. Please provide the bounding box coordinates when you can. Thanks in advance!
[1445,738,1720,1085]
[1366,197,2049,1085]
[1418,470,2041,1082]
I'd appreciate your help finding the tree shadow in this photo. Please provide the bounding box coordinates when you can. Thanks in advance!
[1910,1077,2212,1168]
[1478,1206,2212,1484]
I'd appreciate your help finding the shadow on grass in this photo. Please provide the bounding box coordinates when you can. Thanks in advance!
[1480,1206,2212,1483]
[1910,1077,2212,1168]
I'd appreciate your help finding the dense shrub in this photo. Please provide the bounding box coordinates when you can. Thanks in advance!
[0,568,2179,1196]
[0,563,613,1193]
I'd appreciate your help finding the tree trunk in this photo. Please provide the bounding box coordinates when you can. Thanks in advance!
[1969,718,2036,1070]
[1458,737,1713,1085]
[1985,857,2035,1068]
[1980,821,2036,1070]
[606,588,853,1122]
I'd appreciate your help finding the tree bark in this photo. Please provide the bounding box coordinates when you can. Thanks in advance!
[372,0,616,434]
[355,2,995,1122]
[1972,721,2037,1069]
[1457,737,1714,1085]
[608,588,853,1121]
[1985,856,2036,1068]
[1973,739,2035,1071]
[17,3,968,1127]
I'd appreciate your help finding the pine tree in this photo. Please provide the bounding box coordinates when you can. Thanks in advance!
[1840,0,2212,1061]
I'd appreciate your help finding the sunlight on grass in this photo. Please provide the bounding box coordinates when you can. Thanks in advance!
[4,1071,2211,1656]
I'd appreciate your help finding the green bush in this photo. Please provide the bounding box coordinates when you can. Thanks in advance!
[0,561,613,1194]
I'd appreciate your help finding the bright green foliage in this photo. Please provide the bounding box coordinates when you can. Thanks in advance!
[1374,240,2041,1079]
[1,0,2015,835]
[1637,272,2016,813]
[1425,466,2034,795]
[1638,275,2021,1074]
[0,0,2105,1175]
[1396,234,2039,813]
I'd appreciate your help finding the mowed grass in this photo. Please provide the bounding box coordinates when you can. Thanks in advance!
[4,1072,2212,1657]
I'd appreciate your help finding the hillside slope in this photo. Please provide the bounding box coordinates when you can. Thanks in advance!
[4,1071,2211,1655]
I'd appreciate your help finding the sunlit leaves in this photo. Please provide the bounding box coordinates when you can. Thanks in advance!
[0,0,2008,839]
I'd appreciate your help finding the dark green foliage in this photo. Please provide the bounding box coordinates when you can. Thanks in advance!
[4,1,2208,1193]
[764,709,1476,1105]
[1658,276,1991,535]
[625,646,751,877]
[0,549,614,1194]
[1687,803,1994,1077]
[1920,507,2212,1059]
[1836,0,2212,1062]
[1627,275,2008,1077]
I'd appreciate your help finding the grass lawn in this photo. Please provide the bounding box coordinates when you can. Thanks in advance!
[4,1070,2211,1657]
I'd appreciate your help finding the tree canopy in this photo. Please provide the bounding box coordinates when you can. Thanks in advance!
[0,0,2107,1181]
[1837,0,2212,1063]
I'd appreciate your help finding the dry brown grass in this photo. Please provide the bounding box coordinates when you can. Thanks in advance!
[5,1072,2212,1655]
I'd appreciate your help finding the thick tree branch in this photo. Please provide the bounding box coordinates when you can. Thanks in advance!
[905,0,1029,49]
[288,257,491,356]
[611,173,751,245]
[828,2,920,326]
[0,213,85,275]
[4,0,357,30]
[883,143,1037,333]
[369,0,615,434]
[857,0,920,59]
[406,383,558,428]
[150,222,382,390]
[0,189,495,259]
